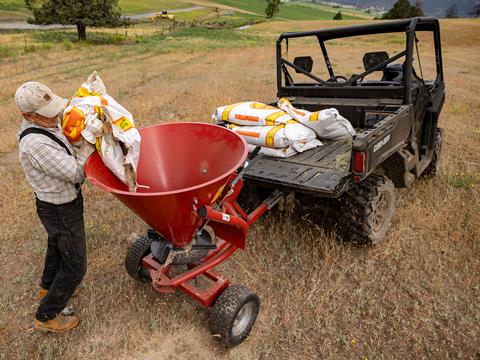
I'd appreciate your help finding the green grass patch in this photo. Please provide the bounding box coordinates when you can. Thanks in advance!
[448,172,477,189]
[118,0,189,14]
[0,45,17,59]
[0,0,26,12]
[173,8,213,21]
[0,0,191,18]
[0,0,30,19]
[211,0,369,20]
[132,23,267,52]
[189,12,266,29]
[31,30,128,45]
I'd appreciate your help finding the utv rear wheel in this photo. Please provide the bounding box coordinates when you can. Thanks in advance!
[337,174,395,245]
[125,235,152,280]
[421,128,444,179]
[209,284,260,348]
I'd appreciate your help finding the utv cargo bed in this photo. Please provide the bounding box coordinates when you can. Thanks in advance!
[244,139,352,197]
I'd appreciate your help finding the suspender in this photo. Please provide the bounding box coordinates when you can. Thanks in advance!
[20,127,80,190]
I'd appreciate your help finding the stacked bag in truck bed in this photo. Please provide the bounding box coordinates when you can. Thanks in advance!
[213,101,321,157]
[212,99,355,158]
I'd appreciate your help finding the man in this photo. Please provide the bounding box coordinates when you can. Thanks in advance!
[15,79,103,333]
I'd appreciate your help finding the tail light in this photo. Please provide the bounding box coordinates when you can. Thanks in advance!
[353,151,366,173]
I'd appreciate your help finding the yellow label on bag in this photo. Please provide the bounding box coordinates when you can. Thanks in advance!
[112,117,134,131]
[95,137,102,157]
[265,124,284,147]
[249,102,277,110]
[309,112,320,122]
[265,111,287,126]
[222,103,240,121]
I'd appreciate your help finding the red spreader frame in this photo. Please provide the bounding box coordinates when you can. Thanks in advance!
[141,175,280,307]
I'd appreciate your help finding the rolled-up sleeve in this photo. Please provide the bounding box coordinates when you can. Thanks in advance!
[29,141,85,185]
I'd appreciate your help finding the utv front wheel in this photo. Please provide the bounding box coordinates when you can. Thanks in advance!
[337,174,395,245]
[421,127,444,179]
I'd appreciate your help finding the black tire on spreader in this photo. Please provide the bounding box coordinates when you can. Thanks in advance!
[336,174,395,245]
[208,284,260,348]
[125,234,152,280]
[421,127,444,179]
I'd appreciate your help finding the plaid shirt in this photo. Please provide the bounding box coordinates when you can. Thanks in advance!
[18,120,85,205]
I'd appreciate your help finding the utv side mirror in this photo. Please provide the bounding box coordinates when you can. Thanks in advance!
[293,56,313,73]
[363,51,389,71]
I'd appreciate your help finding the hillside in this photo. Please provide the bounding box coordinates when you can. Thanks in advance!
[319,0,478,17]
[0,0,371,21]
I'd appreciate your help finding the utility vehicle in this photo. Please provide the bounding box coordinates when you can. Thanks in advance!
[242,17,445,244]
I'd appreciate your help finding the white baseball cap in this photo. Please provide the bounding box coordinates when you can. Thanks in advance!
[15,82,67,118]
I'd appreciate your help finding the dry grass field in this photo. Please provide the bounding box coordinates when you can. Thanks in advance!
[0,19,479,359]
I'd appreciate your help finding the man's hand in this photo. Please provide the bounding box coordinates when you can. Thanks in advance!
[86,71,106,95]
[76,139,96,167]
[88,118,104,138]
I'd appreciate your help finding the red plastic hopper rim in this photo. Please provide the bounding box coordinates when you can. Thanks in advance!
[85,122,249,197]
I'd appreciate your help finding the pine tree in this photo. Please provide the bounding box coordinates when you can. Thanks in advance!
[414,0,424,16]
[381,0,421,19]
[25,0,126,41]
[265,0,281,19]
[333,11,343,20]
[445,4,458,18]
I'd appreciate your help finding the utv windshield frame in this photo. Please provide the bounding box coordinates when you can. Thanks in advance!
[276,17,444,105]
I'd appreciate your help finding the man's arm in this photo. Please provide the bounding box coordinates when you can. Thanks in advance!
[28,141,85,185]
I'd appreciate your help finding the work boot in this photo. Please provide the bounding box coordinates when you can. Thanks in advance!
[37,287,80,300]
[34,315,79,333]
[37,287,48,300]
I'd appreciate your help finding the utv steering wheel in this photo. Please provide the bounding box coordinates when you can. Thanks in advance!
[327,75,348,82]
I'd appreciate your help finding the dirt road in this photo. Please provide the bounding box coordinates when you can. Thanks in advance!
[0,6,206,30]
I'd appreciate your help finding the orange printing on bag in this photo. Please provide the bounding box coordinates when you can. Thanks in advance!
[235,114,260,122]
[236,130,261,138]
[62,107,85,143]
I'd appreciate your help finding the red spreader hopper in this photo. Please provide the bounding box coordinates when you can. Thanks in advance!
[86,122,248,248]
[85,122,284,348]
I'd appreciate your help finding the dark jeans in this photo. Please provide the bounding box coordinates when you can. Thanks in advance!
[35,192,86,322]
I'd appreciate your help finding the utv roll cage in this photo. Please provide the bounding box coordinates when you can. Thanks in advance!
[276,17,444,105]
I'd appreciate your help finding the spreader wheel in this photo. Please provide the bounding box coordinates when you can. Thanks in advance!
[208,284,260,348]
[125,235,152,281]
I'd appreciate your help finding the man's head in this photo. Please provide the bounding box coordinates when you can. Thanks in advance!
[15,82,66,128]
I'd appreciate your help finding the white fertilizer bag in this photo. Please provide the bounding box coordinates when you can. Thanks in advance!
[228,120,321,153]
[284,121,322,152]
[278,98,355,140]
[63,75,141,191]
[213,101,292,126]
[227,123,290,149]
[247,144,297,158]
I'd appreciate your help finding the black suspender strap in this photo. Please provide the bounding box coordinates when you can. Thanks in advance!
[20,127,80,190]
[20,127,73,155]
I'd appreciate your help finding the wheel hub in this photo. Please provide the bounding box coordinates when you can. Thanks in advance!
[232,301,255,337]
